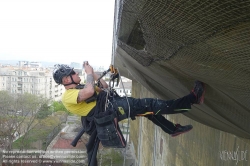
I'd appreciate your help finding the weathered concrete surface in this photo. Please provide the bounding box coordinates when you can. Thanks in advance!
[130,82,250,166]
[114,0,250,165]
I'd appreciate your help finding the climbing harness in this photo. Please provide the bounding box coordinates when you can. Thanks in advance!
[94,65,128,149]
[70,65,132,165]
[71,64,130,146]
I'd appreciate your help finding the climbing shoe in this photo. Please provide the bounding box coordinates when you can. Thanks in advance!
[191,81,205,104]
[171,124,193,137]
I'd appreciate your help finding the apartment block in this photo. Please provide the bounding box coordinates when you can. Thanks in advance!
[0,67,64,101]
[114,82,132,97]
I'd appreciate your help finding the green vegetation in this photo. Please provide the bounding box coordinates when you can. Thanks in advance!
[98,149,123,166]
[36,103,52,119]
[51,101,74,115]
[36,101,69,119]
[12,115,65,150]
[52,101,68,112]
[0,90,69,150]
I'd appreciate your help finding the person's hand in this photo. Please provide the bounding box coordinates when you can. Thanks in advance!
[84,63,93,75]
[83,61,88,68]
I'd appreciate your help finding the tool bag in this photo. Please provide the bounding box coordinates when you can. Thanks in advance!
[94,110,126,148]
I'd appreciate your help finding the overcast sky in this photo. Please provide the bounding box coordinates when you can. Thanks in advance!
[0,0,115,67]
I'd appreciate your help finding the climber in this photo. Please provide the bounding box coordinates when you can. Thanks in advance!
[53,62,205,137]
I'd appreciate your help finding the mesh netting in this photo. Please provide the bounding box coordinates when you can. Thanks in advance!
[116,0,250,137]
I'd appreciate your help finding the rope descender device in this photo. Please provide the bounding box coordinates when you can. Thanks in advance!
[96,65,119,88]
[109,65,120,88]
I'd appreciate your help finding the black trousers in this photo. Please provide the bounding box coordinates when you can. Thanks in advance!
[110,93,195,134]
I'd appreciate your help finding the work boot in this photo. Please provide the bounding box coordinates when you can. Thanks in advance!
[191,81,205,104]
[171,124,193,137]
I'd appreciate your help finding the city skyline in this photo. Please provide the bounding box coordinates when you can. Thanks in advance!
[0,59,110,69]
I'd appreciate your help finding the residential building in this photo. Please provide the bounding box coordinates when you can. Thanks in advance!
[113,77,132,97]
[0,65,64,101]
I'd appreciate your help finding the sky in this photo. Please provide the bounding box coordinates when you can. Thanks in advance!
[0,0,115,68]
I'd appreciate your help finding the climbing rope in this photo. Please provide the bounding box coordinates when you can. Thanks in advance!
[110,0,131,165]
[117,68,131,166]
[111,0,131,164]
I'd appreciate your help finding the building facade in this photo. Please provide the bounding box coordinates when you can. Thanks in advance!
[113,77,132,97]
[0,67,64,101]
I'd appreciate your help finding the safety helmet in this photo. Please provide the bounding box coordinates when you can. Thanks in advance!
[53,64,74,84]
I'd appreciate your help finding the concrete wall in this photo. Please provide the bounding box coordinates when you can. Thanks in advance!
[130,81,250,166]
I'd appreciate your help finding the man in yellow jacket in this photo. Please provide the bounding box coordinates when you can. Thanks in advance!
[53,62,205,137]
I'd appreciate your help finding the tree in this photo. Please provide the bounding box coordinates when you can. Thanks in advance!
[0,91,13,150]
[98,148,123,166]
[0,91,49,151]
[52,101,68,112]
[12,115,63,150]
[36,103,52,119]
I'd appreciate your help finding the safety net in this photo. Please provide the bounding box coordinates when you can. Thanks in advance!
[114,0,250,138]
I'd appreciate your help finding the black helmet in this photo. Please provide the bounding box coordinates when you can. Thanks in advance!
[53,64,74,84]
